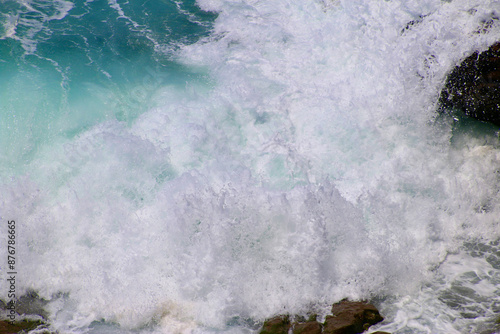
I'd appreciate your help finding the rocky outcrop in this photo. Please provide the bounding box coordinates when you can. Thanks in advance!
[324,300,384,334]
[0,291,53,334]
[260,315,292,334]
[293,317,322,334]
[439,42,500,126]
[259,300,387,334]
[0,319,48,334]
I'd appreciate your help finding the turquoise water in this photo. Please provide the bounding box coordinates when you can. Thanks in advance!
[1,0,500,333]
[0,0,215,176]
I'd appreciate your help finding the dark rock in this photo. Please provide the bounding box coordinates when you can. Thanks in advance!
[0,291,53,333]
[259,300,385,334]
[323,300,384,334]
[260,315,291,334]
[324,314,358,334]
[292,320,322,334]
[439,42,500,126]
[0,319,46,334]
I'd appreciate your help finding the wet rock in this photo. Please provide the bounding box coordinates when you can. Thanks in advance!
[439,42,500,126]
[323,300,384,334]
[292,320,322,334]
[0,319,46,334]
[0,291,53,333]
[260,315,291,334]
[259,300,385,334]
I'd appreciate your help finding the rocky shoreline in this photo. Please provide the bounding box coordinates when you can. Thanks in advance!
[0,319,50,334]
[259,300,388,334]
[0,298,389,334]
[2,296,500,334]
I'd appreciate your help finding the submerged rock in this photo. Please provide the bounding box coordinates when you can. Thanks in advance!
[15,290,49,319]
[439,42,500,126]
[259,300,386,334]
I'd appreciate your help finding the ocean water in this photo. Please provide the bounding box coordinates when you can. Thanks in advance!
[1,0,500,333]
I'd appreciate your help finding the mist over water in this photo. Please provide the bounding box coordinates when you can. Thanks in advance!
[1,0,500,333]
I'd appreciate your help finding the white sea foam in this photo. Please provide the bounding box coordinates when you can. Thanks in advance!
[1,0,500,333]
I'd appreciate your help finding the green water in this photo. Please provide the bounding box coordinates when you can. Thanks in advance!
[0,0,216,176]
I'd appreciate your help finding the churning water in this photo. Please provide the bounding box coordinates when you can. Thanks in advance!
[1,0,500,333]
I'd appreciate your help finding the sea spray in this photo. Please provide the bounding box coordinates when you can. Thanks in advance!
[1,0,500,333]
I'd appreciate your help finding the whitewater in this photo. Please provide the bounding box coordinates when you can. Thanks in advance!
[1,0,500,333]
